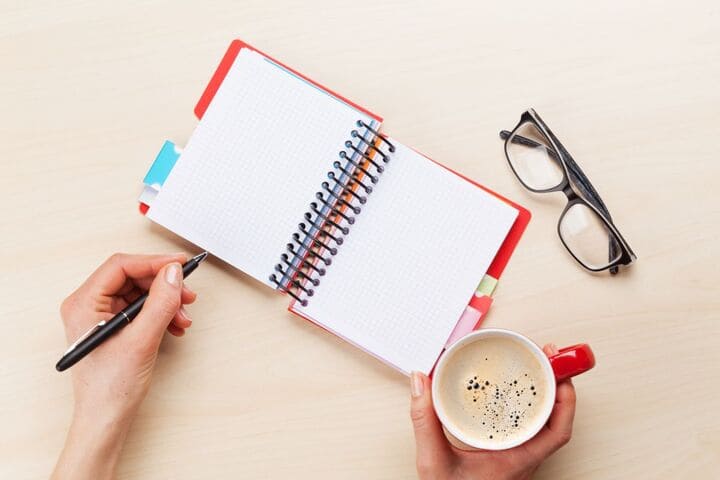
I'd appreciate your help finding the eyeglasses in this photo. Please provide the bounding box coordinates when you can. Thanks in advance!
[500,109,636,274]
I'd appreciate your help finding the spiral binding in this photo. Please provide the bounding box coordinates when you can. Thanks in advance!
[269,120,395,306]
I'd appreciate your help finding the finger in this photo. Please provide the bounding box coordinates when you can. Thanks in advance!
[84,253,187,296]
[122,287,144,305]
[171,306,193,329]
[167,323,185,337]
[525,344,576,459]
[121,276,197,304]
[101,286,142,314]
[110,296,129,313]
[130,263,184,347]
[526,381,576,459]
[410,372,452,476]
[107,279,195,325]
[543,343,558,357]
[112,285,184,314]
[116,278,136,296]
[181,287,197,305]
[547,379,576,442]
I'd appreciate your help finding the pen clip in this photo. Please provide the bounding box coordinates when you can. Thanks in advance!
[62,320,107,356]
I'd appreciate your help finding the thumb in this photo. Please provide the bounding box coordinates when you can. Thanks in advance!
[133,262,183,344]
[410,372,452,475]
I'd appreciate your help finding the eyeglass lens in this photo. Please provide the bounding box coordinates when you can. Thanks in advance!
[506,122,564,191]
[559,203,621,270]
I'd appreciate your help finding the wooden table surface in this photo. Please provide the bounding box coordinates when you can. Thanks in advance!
[2,1,719,478]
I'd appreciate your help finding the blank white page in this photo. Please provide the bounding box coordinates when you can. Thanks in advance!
[295,140,518,375]
[148,48,377,286]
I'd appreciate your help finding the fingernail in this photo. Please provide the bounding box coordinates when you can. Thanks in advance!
[550,343,559,355]
[165,263,182,287]
[411,371,424,398]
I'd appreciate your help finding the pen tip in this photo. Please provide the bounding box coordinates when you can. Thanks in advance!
[194,251,209,263]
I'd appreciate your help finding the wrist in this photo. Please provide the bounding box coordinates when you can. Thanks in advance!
[51,408,135,480]
[73,396,140,429]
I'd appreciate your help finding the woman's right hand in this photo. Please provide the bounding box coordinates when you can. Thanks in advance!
[410,344,577,480]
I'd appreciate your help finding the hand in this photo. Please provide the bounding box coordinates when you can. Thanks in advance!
[52,253,197,480]
[410,344,576,480]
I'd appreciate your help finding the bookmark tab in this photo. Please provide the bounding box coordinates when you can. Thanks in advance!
[476,274,498,297]
[444,274,498,348]
[139,141,183,213]
[445,295,494,348]
[143,140,182,188]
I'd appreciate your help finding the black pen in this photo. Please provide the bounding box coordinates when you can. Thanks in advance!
[56,252,208,372]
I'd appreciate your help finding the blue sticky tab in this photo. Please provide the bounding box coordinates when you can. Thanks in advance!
[143,140,181,188]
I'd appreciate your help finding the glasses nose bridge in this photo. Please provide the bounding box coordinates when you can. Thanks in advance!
[562,184,577,201]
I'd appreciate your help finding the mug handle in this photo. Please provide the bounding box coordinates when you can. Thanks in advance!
[549,344,596,382]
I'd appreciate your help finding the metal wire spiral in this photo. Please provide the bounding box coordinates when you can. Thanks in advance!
[269,121,395,306]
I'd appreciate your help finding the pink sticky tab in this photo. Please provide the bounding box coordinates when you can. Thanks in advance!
[445,305,483,348]
[444,295,495,348]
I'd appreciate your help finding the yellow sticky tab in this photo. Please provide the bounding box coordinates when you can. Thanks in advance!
[476,275,498,297]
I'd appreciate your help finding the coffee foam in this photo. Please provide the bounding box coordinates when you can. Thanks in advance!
[436,336,551,446]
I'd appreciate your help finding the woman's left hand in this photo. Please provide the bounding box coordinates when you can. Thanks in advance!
[52,253,197,480]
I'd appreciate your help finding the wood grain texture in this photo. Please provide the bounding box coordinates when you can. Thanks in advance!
[1,1,718,478]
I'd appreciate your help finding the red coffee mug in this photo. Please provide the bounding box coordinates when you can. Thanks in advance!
[432,328,595,450]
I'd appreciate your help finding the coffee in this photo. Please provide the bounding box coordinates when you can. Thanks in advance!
[435,335,550,446]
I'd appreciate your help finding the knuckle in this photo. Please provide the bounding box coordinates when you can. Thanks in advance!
[566,386,577,404]
[410,406,427,427]
[108,252,129,266]
[59,294,77,322]
[108,252,124,263]
[557,429,572,446]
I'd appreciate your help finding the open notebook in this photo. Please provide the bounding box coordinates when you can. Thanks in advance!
[144,43,522,375]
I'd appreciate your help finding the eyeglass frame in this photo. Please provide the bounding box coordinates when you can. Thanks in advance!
[500,108,636,274]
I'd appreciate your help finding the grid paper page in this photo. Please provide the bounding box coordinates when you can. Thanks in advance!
[296,140,519,375]
[147,48,375,286]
